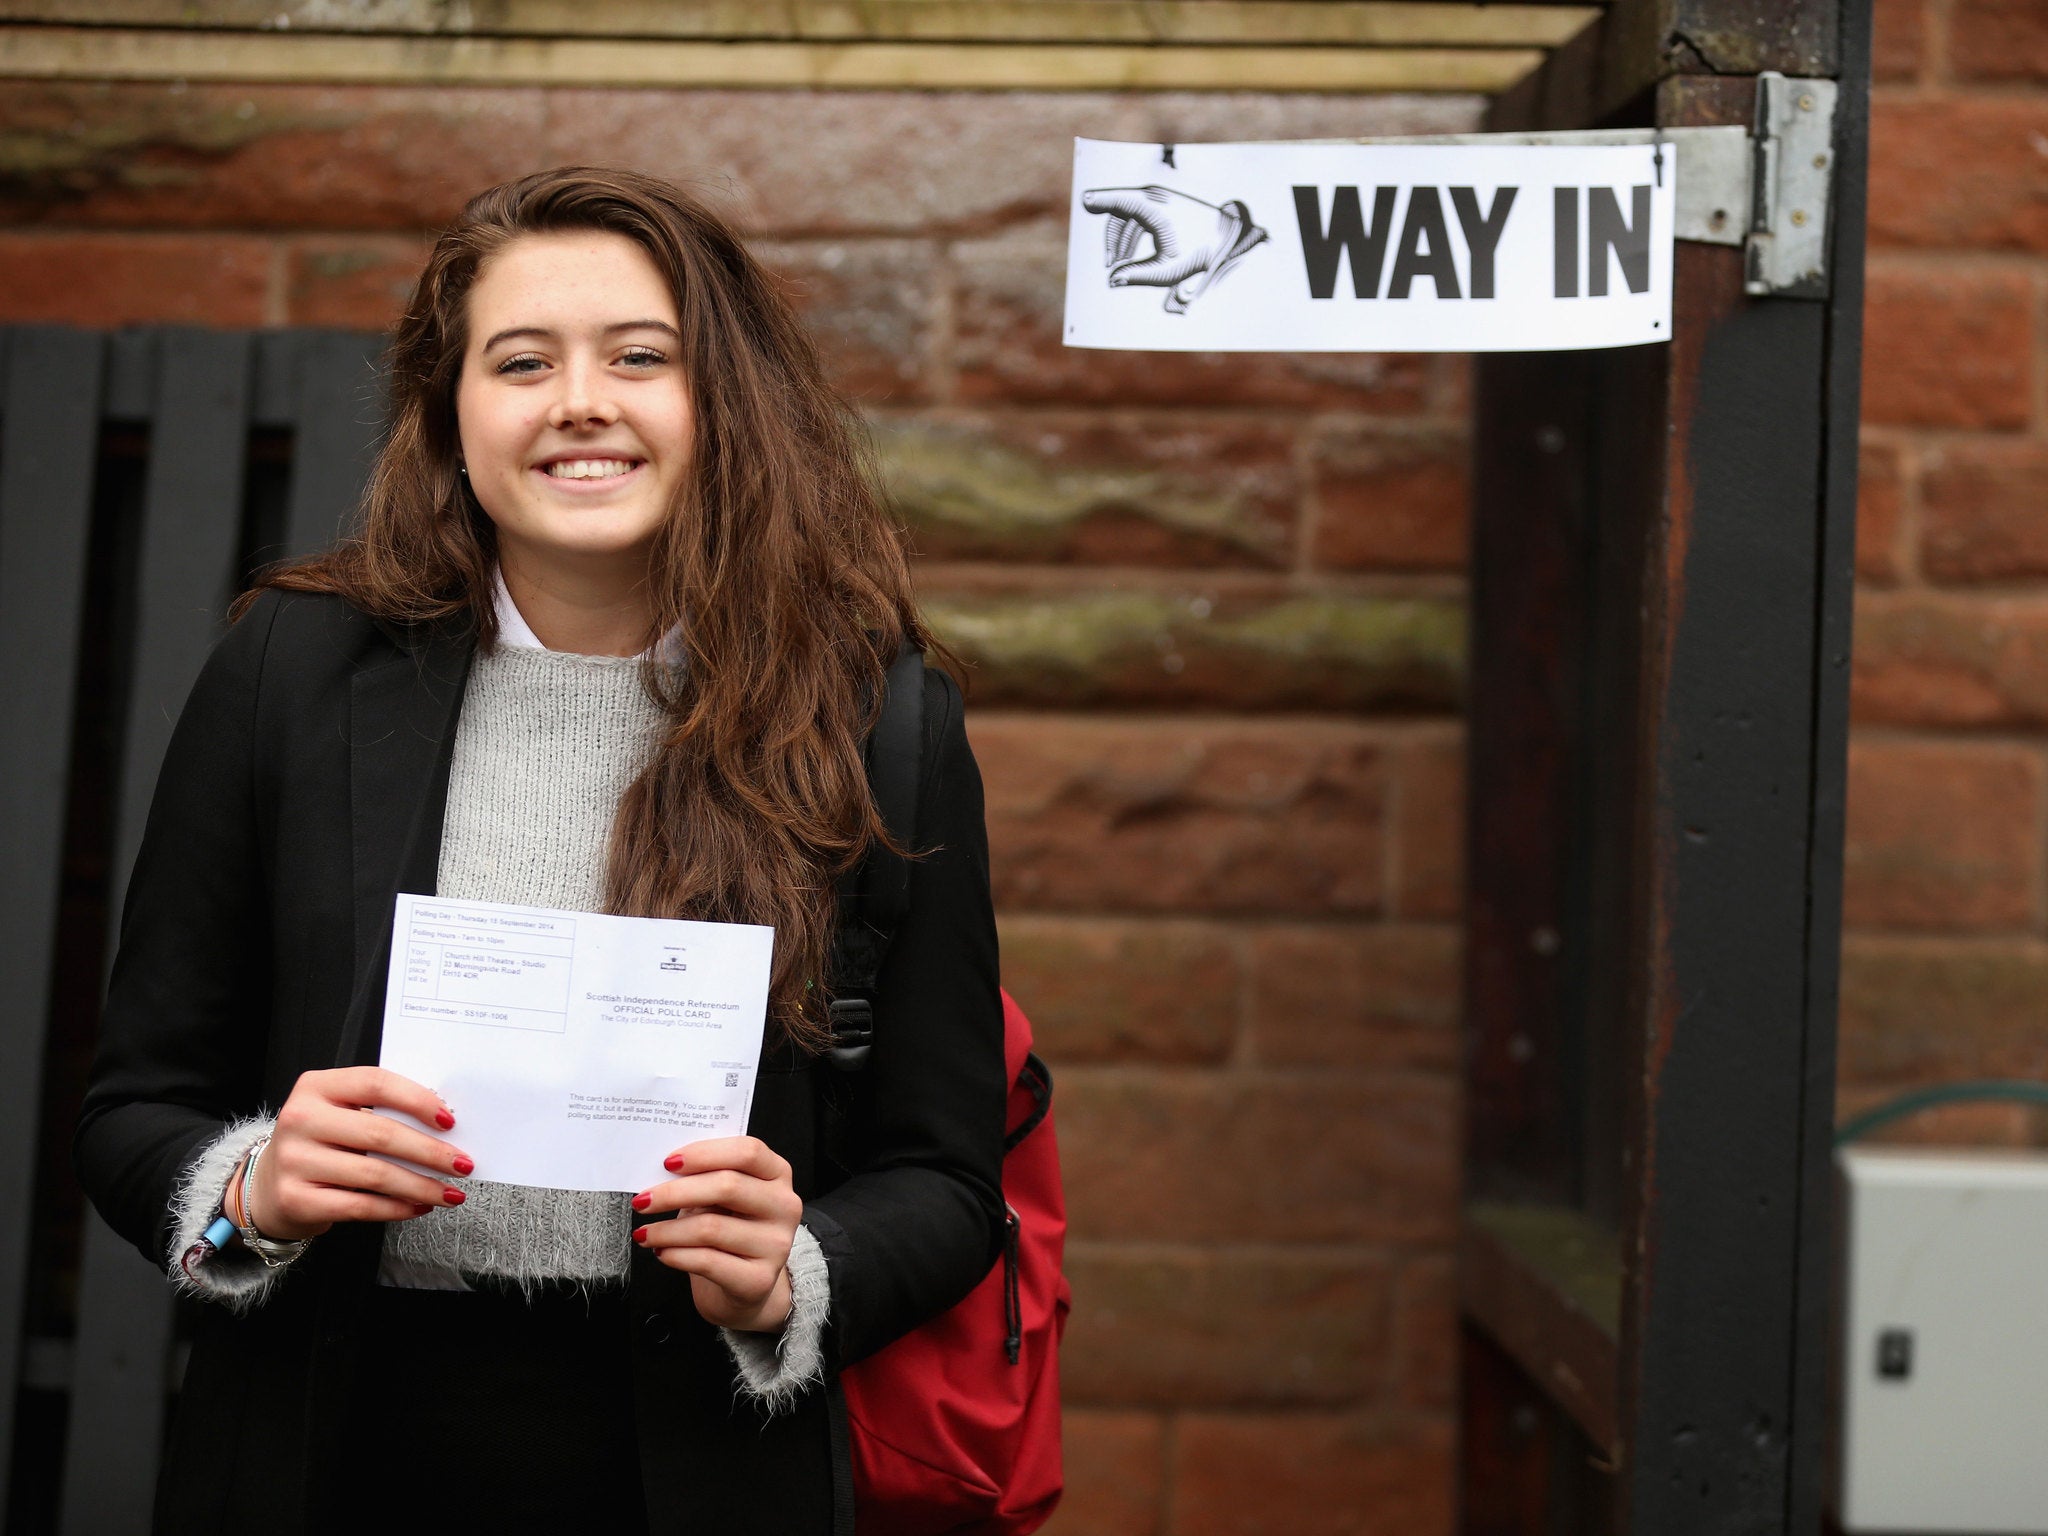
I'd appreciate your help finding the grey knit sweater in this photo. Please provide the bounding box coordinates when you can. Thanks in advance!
[165,604,828,1407]
[377,643,656,1288]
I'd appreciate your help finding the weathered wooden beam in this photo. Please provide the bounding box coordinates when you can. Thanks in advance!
[2,1,1605,48]
[1489,0,1837,133]
[1461,1202,1622,1458]
[1461,1323,1620,1536]
[0,26,1548,91]
[1461,344,1597,1210]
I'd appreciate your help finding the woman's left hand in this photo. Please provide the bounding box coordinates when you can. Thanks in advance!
[632,1136,802,1333]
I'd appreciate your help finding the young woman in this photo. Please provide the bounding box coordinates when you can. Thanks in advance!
[73,165,1007,1532]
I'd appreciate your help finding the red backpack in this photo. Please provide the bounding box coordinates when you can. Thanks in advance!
[823,647,1070,1535]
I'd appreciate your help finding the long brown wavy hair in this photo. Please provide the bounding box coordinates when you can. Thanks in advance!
[243,165,941,1051]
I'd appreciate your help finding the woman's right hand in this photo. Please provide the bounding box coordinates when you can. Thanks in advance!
[242,1067,475,1241]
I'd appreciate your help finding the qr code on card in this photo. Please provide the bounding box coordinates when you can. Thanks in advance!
[724,1072,739,1088]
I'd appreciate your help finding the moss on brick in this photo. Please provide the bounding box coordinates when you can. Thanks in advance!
[1223,594,1464,673]
[0,93,351,204]
[875,418,1276,558]
[923,588,1465,709]
[927,591,1195,674]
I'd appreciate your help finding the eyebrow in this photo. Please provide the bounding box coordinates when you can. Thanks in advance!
[481,320,680,351]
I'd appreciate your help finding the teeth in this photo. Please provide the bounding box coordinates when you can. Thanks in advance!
[543,458,638,480]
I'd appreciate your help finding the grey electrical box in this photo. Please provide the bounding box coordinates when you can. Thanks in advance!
[1834,1147,2048,1533]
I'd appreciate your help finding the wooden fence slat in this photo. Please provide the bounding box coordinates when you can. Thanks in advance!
[283,330,386,557]
[251,330,298,430]
[59,329,254,1536]
[103,329,160,423]
[0,325,106,1499]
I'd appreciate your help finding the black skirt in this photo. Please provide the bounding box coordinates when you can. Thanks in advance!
[332,1277,651,1532]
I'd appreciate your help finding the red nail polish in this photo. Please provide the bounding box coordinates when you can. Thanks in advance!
[664,1154,684,1173]
[435,1110,456,1130]
[413,1203,432,1215]
[443,1187,466,1205]
[633,1227,649,1245]
[631,1192,651,1211]
[452,1156,474,1176]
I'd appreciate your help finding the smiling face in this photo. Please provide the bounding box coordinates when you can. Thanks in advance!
[454,230,692,585]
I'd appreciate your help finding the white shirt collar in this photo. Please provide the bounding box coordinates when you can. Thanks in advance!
[490,565,684,664]
[491,565,549,651]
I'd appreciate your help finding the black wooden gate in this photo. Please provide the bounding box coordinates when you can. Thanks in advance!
[1454,0,1870,1531]
[0,325,386,1533]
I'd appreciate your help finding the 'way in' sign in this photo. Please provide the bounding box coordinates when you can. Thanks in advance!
[1063,138,1674,354]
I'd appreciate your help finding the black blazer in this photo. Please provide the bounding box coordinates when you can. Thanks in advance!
[72,589,1008,1535]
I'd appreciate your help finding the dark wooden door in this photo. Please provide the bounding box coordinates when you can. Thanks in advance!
[1455,0,1870,1531]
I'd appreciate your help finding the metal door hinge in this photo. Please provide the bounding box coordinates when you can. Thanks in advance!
[1338,70,1840,299]
[1637,71,1838,296]
[1742,72,1838,298]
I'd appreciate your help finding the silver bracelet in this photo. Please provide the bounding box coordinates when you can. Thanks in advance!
[236,1134,312,1269]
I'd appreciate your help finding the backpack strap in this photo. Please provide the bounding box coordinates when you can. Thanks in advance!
[826,640,926,1072]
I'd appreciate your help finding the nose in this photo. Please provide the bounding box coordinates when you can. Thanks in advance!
[547,355,621,431]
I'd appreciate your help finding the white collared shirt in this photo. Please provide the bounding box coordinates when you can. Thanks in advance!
[490,566,683,663]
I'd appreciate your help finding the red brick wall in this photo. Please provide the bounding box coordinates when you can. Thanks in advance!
[1848,0,2048,1149]
[0,81,1477,1534]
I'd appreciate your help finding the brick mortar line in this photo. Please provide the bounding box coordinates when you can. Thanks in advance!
[1155,1417,1458,1441]
[1865,250,2048,274]
[1861,578,2048,597]
[1928,0,1955,85]
[1899,436,1927,584]
[996,911,1462,929]
[1382,727,1408,921]
[1875,79,2048,102]
[869,401,1471,422]
[865,400,1470,431]
[1848,723,2048,750]
[1291,407,1321,577]
[914,564,1472,597]
[1840,931,2048,955]
[929,242,958,405]
[1869,82,2048,102]
[991,903,1435,923]
[2034,724,2048,938]
[961,710,1464,728]
[1051,1062,1456,1088]
[969,707,1464,732]
[1226,924,1257,1071]
[1858,424,2048,448]
[1064,1239,1423,1263]
[1842,920,2048,942]
[263,238,288,329]
[1157,1410,1180,1536]
[2034,265,2048,439]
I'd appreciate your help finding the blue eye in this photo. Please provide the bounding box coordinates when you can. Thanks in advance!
[496,355,544,375]
[621,349,666,367]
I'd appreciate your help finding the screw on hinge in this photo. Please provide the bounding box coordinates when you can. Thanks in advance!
[1798,92,1816,111]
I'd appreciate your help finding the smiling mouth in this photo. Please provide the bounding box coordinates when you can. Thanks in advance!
[539,457,644,480]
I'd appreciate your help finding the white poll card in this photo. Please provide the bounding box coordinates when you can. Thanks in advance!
[376,894,774,1192]
[1064,137,1675,353]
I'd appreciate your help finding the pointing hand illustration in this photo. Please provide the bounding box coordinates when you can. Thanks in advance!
[1082,185,1269,314]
